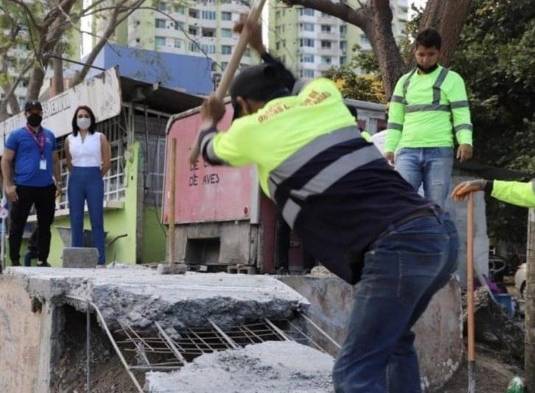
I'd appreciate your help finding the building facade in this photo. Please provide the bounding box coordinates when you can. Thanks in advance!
[83,0,258,83]
[268,0,409,79]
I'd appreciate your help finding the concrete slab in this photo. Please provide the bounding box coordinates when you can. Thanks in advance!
[145,341,334,393]
[279,275,463,392]
[62,247,98,268]
[2,267,309,331]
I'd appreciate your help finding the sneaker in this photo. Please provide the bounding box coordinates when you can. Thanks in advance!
[36,261,51,267]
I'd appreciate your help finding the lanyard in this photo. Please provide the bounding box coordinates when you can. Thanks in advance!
[26,127,46,156]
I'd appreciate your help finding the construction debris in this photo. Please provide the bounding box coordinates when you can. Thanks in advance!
[145,341,334,393]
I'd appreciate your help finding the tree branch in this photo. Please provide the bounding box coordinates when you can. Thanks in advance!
[282,0,369,29]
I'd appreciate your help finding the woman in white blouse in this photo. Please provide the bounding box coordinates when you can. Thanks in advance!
[65,106,111,266]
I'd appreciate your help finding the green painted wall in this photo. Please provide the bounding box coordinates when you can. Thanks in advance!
[142,207,166,263]
[46,143,141,266]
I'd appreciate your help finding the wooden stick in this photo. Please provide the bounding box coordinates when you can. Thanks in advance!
[189,0,268,163]
[167,138,177,265]
[467,192,476,393]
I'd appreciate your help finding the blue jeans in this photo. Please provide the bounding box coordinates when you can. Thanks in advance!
[68,167,105,264]
[395,148,454,209]
[332,212,458,393]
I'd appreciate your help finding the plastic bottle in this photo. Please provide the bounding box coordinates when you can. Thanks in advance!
[506,376,525,393]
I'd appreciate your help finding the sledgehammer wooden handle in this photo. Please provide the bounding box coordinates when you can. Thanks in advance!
[189,0,268,163]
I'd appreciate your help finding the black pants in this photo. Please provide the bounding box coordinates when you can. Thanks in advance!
[9,184,56,264]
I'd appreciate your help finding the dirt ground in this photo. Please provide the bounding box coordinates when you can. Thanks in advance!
[438,344,523,393]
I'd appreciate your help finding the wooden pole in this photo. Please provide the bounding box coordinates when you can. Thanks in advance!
[167,138,177,265]
[467,192,476,393]
[189,0,268,163]
[526,209,535,391]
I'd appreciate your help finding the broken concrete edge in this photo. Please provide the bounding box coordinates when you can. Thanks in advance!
[1,267,311,334]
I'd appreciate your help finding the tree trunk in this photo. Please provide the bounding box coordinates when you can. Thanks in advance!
[26,63,46,101]
[368,0,407,98]
[52,47,64,97]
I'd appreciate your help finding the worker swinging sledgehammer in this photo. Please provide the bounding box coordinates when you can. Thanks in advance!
[191,16,459,393]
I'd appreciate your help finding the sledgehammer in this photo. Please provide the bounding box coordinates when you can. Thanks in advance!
[189,0,268,164]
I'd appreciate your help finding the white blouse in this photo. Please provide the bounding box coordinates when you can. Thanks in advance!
[68,132,102,167]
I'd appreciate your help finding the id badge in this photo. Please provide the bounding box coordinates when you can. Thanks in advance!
[39,159,47,170]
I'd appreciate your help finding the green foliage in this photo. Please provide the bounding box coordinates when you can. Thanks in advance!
[322,52,385,103]
[451,0,535,245]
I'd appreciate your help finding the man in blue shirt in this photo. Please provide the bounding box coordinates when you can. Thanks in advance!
[1,101,61,267]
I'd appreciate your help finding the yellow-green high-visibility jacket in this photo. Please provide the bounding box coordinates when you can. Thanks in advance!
[206,78,357,195]
[384,65,473,153]
[199,77,432,284]
[487,180,535,207]
[361,130,372,142]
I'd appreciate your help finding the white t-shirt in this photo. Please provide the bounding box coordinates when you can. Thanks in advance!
[68,132,102,167]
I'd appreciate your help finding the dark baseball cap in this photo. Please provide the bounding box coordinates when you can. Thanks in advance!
[24,100,43,112]
[230,63,290,119]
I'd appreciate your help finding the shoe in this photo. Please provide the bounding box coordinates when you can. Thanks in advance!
[96,264,106,269]
[36,261,51,267]
[11,260,20,267]
[24,252,32,267]
[276,267,289,275]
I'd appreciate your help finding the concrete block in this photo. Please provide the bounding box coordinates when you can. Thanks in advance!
[157,263,187,274]
[62,247,98,268]
[278,275,463,392]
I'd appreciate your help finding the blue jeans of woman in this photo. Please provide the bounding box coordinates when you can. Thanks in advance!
[395,148,454,209]
[68,166,105,264]
[332,212,458,393]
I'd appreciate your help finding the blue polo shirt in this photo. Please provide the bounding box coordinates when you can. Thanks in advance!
[4,126,57,187]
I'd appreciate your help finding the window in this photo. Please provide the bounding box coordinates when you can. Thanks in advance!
[202,28,215,37]
[300,22,314,32]
[299,38,314,47]
[155,36,166,48]
[155,18,166,28]
[321,24,331,33]
[321,40,332,49]
[221,28,232,38]
[202,10,216,20]
[340,25,347,35]
[174,21,184,30]
[188,26,198,35]
[301,69,315,78]
[174,5,185,14]
[157,1,166,11]
[174,38,182,48]
[189,9,199,18]
[201,44,216,54]
[340,41,347,51]
[361,35,370,45]
[299,8,314,16]
[221,11,232,21]
[190,42,199,52]
[301,54,314,63]
[340,56,347,65]
[221,45,232,54]
[321,56,332,64]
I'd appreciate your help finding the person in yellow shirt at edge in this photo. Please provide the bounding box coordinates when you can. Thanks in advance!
[384,28,474,208]
[452,178,535,208]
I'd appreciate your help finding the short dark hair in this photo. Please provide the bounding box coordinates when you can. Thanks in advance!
[24,100,42,112]
[72,105,97,136]
[415,28,442,50]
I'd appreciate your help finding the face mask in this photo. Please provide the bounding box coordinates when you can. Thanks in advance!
[27,114,42,127]
[416,63,439,74]
[77,117,91,130]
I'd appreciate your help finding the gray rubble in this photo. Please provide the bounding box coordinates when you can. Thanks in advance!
[2,267,309,331]
[145,341,334,393]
